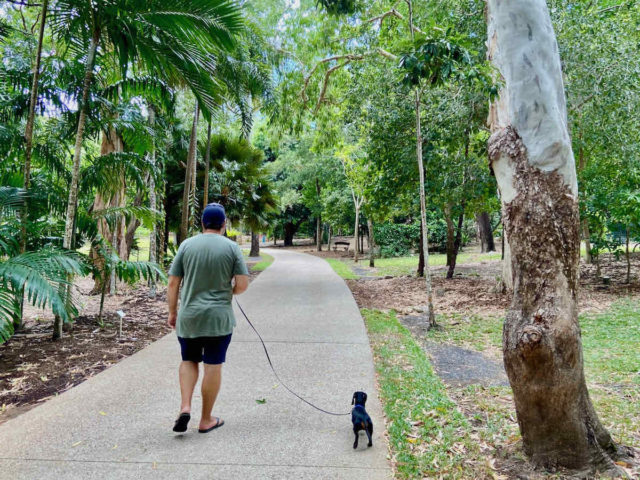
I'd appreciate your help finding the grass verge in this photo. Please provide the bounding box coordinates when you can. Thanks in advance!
[251,253,274,272]
[362,309,493,478]
[325,258,358,279]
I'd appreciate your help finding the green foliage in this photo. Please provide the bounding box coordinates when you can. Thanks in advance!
[374,220,450,257]
[315,0,359,15]
[375,223,421,258]
[362,309,476,478]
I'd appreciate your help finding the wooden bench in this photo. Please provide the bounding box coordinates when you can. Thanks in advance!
[333,241,350,252]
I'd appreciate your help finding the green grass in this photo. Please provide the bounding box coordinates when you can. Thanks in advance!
[242,250,275,272]
[362,309,492,478]
[325,258,358,279]
[427,313,503,353]
[422,300,640,450]
[251,253,274,272]
[329,251,502,278]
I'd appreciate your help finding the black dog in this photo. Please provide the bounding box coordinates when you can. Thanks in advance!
[351,391,373,449]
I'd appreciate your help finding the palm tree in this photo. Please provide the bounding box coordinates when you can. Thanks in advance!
[0,187,85,343]
[50,0,244,253]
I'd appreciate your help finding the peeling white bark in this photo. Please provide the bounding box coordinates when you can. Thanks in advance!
[487,0,577,199]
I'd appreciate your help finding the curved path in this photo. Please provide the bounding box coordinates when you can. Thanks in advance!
[0,249,391,479]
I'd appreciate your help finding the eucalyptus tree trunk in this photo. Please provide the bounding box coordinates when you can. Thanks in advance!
[179,103,199,244]
[148,107,157,297]
[487,1,623,472]
[55,31,100,340]
[203,121,212,206]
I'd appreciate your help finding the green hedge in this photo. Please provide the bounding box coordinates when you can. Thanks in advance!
[374,221,449,258]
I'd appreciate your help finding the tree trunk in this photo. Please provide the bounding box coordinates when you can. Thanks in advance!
[445,205,455,267]
[625,225,631,284]
[327,225,332,251]
[250,231,260,257]
[417,218,425,277]
[284,223,295,247]
[179,103,199,244]
[446,212,464,279]
[148,107,157,297]
[487,1,623,472]
[583,220,592,264]
[353,205,360,263]
[203,120,212,207]
[63,31,99,252]
[21,0,49,253]
[90,130,124,295]
[368,218,375,268]
[476,212,496,252]
[407,0,435,324]
[55,30,100,341]
[121,188,144,260]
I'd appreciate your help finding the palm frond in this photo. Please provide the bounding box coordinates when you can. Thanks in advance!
[0,250,88,343]
[92,206,161,231]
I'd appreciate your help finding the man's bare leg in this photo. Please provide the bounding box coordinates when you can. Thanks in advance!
[179,361,199,414]
[199,363,223,429]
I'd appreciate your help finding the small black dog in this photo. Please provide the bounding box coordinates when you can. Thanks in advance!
[351,391,373,449]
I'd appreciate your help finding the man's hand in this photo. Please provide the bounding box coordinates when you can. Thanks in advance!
[168,312,177,329]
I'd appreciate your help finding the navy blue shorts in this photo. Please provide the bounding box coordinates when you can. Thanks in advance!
[177,334,232,365]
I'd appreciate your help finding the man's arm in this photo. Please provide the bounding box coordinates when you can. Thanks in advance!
[232,274,249,295]
[167,275,182,328]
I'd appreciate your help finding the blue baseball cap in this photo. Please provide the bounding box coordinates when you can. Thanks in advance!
[202,203,226,229]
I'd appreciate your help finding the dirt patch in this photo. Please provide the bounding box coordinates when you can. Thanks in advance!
[348,269,510,317]
[0,286,170,424]
[347,256,640,317]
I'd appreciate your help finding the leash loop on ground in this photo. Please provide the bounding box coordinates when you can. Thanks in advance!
[235,299,351,416]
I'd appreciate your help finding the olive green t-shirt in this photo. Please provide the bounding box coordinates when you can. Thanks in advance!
[169,233,249,338]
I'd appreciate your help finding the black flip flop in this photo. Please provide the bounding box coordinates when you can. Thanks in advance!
[198,417,224,433]
[173,412,191,432]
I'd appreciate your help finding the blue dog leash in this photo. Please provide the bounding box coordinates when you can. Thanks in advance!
[235,299,351,416]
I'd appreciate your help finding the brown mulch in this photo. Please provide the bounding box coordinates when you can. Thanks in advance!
[0,259,265,424]
[347,255,640,317]
[0,287,170,424]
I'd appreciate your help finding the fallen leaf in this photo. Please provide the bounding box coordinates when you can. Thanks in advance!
[255,398,267,404]
[99,411,107,416]
[72,441,82,447]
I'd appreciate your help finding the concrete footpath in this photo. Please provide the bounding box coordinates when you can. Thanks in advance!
[0,249,392,479]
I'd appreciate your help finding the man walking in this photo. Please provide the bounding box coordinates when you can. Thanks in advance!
[167,203,249,433]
